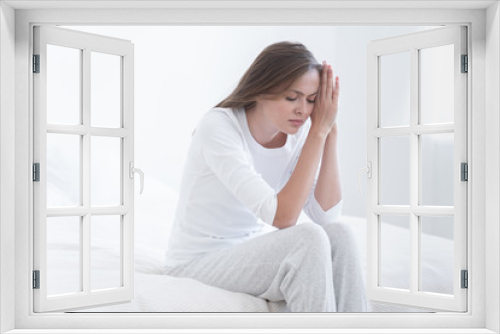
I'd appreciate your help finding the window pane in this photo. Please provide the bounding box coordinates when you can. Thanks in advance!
[380,136,410,205]
[420,216,454,295]
[420,45,454,125]
[91,52,121,128]
[91,136,121,206]
[47,133,80,207]
[47,216,81,296]
[421,133,454,206]
[380,215,410,290]
[47,45,81,125]
[380,52,410,128]
[91,215,121,291]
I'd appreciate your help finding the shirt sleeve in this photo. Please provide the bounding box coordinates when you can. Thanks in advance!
[303,186,343,226]
[194,110,277,225]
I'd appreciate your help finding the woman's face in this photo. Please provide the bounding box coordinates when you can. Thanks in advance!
[256,69,320,135]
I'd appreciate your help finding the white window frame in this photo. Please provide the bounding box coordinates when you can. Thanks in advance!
[0,1,499,333]
[366,26,468,312]
[33,25,135,312]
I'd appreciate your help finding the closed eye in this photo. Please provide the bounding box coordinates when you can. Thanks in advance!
[286,97,316,103]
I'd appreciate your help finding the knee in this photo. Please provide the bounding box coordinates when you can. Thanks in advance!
[322,221,359,252]
[292,223,331,257]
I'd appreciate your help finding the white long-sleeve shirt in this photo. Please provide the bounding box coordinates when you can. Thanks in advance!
[164,107,342,267]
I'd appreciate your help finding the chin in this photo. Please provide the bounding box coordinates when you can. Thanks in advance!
[286,128,300,135]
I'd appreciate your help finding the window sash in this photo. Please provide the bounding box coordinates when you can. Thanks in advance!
[366,25,468,312]
[32,25,135,312]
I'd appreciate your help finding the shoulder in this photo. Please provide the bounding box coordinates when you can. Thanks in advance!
[196,107,240,133]
[193,107,246,148]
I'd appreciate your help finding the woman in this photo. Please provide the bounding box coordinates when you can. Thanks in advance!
[164,41,366,312]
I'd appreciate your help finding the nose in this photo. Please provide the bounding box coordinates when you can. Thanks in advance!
[295,99,307,115]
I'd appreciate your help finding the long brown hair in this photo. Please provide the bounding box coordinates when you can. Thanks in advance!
[215,42,322,110]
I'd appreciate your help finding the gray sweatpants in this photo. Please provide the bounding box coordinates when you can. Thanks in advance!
[164,222,367,312]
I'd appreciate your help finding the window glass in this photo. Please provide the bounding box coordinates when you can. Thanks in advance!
[91,136,121,206]
[420,45,454,125]
[380,136,410,205]
[47,44,81,125]
[380,215,411,290]
[47,133,80,207]
[47,216,81,296]
[91,215,122,291]
[380,52,410,128]
[420,216,454,295]
[421,133,454,206]
[91,52,121,128]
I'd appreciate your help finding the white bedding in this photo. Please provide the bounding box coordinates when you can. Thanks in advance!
[52,213,453,313]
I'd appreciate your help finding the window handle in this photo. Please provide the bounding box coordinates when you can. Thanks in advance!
[357,161,372,194]
[129,162,144,194]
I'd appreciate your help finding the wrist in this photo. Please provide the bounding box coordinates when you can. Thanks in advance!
[325,124,339,149]
[310,123,330,139]
[329,123,339,136]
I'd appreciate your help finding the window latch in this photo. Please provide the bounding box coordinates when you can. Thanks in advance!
[357,161,372,194]
[129,162,144,194]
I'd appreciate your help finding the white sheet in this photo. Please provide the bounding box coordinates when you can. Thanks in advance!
[80,273,269,312]
[62,214,452,313]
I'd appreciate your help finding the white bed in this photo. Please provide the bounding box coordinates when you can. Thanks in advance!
[45,196,453,313]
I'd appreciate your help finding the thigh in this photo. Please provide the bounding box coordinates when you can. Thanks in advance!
[164,223,331,297]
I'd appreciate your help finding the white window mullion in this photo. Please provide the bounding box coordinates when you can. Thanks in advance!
[46,206,131,217]
[414,124,454,135]
[82,47,91,296]
[81,215,90,294]
[453,26,468,311]
[33,27,48,303]
[121,44,135,295]
[366,45,379,298]
[410,47,419,295]
[372,206,455,216]
[373,124,455,138]
[46,124,130,137]
[372,205,411,214]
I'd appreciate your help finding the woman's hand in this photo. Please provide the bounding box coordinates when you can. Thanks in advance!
[309,61,339,138]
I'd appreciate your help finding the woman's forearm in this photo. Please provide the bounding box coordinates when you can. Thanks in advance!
[314,125,342,211]
[273,127,327,229]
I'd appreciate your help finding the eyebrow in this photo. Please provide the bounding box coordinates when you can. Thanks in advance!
[289,89,318,97]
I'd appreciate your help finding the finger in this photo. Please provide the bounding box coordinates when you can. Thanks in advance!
[326,66,334,100]
[321,61,328,98]
[333,76,340,99]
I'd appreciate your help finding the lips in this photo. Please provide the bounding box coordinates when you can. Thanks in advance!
[289,119,304,126]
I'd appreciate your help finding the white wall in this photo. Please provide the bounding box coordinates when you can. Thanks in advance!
[0,2,16,333]
[486,2,500,332]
